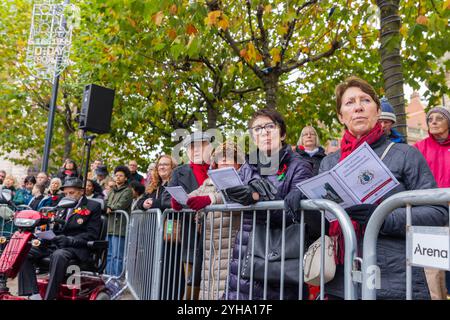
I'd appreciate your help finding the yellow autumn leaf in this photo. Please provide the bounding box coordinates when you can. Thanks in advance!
[416,15,428,26]
[247,42,257,62]
[399,25,407,37]
[264,5,272,14]
[205,10,222,27]
[444,0,450,10]
[167,28,177,40]
[270,48,281,65]
[237,61,243,74]
[152,11,164,26]
[169,4,178,15]
[217,15,229,30]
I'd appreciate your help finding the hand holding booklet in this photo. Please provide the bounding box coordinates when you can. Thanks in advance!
[164,186,189,205]
[207,167,243,191]
[296,142,399,219]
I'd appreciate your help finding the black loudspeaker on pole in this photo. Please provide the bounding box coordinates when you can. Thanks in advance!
[78,84,115,189]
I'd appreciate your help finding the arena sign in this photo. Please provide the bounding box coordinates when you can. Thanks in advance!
[25,0,78,80]
[407,226,450,270]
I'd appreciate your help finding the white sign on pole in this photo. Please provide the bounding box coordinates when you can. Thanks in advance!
[25,0,79,80]
[407,226,450,270]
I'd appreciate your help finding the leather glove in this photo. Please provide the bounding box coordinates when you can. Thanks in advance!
[249,178,278,201]
[171,198,183,211]
[224,185,255,206]
[187,196,211,211]
[345,204,377,226]
[53,235,74,248]
[225,178,278,206]
[284,190,306,218]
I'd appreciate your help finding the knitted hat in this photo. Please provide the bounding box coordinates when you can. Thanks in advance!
[379,98,396,123]
[426,107,450,129]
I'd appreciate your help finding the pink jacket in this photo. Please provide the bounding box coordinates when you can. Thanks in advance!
[414,134,450,188]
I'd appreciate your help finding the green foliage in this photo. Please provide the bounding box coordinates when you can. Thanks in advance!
[0,0,448,173]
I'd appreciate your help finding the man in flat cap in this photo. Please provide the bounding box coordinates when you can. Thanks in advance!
[18,177,102,300]
[162,131,213,299]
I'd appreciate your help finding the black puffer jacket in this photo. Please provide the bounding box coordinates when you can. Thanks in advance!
[295,146,326,176]
[320,135,448,300]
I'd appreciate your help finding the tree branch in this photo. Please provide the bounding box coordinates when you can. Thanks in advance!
[256,3,271,67]
[246,0,257,43]
[280,0,319,66]
[230,86,261,94]
[281,39,341,73]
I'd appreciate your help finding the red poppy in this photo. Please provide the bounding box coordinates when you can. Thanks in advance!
[74,208,91,216]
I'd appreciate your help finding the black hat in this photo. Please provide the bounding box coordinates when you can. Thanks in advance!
[60,177,83,190]
[95,165,108,176]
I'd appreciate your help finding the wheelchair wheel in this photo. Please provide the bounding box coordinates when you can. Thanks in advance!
[95,292,111,300]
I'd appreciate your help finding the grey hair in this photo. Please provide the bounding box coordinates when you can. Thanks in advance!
[297,126,320,147]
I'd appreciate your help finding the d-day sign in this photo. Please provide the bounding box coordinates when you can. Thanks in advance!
[25,0,79,80]
[407,226,450,270]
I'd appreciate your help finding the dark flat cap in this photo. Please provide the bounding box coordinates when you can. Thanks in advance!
[182,131,213,148]
[60,177,83,190]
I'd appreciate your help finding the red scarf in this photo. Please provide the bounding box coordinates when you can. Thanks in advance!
[190,162,209,186]
[330,122,384,264]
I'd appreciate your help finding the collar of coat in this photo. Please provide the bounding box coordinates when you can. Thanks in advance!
[246,144,293,176]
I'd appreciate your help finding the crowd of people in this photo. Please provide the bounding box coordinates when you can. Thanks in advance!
[0,76,449,300]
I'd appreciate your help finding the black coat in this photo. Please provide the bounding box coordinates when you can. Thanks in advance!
[161,164,201,268]
[161,164,199,209]
[53,196,102,261]
[135,182,170,211]
[295,146,326,176]
[320,135,448,300]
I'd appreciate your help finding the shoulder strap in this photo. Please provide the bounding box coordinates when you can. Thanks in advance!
[380,142,395,161]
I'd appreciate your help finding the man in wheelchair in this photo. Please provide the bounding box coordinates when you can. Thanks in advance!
[18,177,102,300]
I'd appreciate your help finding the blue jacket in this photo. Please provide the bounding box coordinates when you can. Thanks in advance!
[389,128,406,143]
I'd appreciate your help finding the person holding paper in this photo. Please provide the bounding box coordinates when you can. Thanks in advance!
[289,76,447,300]
[184,141,244,300]
[135,155,177,211]
[162,131,213,300]
[223,108,313,300]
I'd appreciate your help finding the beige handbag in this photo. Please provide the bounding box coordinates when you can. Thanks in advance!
[303,235,336,286]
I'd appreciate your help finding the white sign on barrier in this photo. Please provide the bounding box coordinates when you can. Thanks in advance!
[406,226,450,270]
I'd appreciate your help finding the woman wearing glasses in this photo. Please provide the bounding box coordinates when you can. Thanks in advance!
[136,155,177,211]
[295,126,326,176]
[223,108,313,300]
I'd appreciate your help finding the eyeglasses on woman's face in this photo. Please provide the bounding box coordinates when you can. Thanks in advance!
[249,122,278,135]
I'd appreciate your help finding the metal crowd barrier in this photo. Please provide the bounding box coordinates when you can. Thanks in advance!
[125,199,358,300]
[361,188,450,300]
[103,209,130,299]
[125,209,163,300]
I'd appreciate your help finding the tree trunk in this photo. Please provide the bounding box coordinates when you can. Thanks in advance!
[63,120,72,160]
[377,0,407,139]
[263,73,279,109]
[206,104,218,129]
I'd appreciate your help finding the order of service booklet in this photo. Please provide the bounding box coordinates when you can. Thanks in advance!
[296,142,400,220]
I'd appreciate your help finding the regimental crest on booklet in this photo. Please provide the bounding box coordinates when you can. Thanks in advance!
[358,170,374,185]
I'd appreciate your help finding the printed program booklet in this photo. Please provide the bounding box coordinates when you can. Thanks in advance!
[296,142,399,220]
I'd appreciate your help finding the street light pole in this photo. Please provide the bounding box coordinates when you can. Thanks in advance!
[41,0,70,173]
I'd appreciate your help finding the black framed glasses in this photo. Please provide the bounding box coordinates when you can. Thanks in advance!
[250,122,278,135]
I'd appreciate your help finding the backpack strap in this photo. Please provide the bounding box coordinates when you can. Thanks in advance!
[380,142,395,161]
